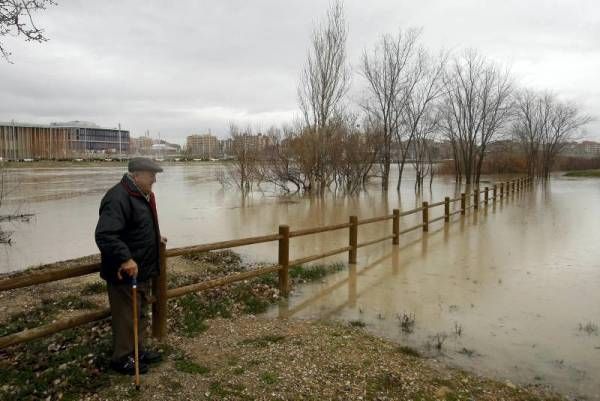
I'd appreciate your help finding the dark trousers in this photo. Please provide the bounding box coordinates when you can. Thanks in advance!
[107,280,152,363]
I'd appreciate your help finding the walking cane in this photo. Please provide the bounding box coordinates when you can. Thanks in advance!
[132,276,141,390]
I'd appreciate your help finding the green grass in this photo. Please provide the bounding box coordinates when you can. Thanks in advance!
[174,358,210,375]
[173,294,210,337]
[289,262,345,282]
[0,295,97,337]
[564,169,600,177]
[81,281,106,295]
[0,323,112,401]
[260,371,279,385]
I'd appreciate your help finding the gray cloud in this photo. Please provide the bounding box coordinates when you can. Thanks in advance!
[1,0,598,143]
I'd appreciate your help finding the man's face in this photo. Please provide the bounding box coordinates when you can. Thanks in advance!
[132,171,157,194]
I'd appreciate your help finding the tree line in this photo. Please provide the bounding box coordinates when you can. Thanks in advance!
[225,1,591,195]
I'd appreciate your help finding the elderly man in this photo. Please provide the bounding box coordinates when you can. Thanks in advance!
[95,157,166,375]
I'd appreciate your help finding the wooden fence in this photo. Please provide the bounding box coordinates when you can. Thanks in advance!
[0,177,533,349]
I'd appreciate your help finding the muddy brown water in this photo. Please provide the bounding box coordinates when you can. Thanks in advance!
[1,164,599,399]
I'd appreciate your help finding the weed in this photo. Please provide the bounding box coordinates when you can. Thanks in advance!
[397,346,421,357]
[397,312,416,334]
[174,358,210,375]
[578,321,599,335]
[260,371,279,385]
[428,333,448,351]
[454,322,463,337]
[81,281,106,295]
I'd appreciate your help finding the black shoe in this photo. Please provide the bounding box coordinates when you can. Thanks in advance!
[139,350,162,364]
[110,356,149,375]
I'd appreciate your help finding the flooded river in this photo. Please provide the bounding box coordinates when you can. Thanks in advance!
[1,163,599,399]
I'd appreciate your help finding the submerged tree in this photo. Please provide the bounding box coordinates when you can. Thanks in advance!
[298,0,350,194]
[403,50,447,190]
[440,50,513,185]
[513,90,591,179]
[361,28,421,191]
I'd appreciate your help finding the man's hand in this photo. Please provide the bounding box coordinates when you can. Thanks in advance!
[117,259,138,280]
[161,236,168,245]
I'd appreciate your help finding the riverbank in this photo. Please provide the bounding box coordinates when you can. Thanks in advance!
[564,169,600,177]
[0,251,565,401]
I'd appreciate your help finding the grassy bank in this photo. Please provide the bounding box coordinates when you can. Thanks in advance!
[564,169,600,177]
[0,251,564,401]
[0,251,344,401]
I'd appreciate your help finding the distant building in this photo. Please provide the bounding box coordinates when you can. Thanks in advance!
[186,134,219,158]
[131,136,181,157]
[231,133,273,154]
[563,140,600,157]
[582,141,600,156]
[0,121,129,160]
[151,140,181,158]
[130,136,154,155]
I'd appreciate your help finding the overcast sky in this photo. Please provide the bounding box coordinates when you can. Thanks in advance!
[1,0,598,144]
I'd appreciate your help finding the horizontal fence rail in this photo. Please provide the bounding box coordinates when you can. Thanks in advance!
[0,177,533,348]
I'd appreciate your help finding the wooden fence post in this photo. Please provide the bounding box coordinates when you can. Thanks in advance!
[349,216,358,263]
[152,241,168,340]
[444,197,450,222]
[278,225,290,297]
[392,209,400,245]
[484,187,489,205]
[500,183,504,198]
[422,202,429,232]
[493,184,497,201]
[460,193,466,215]
[473,188,479,210]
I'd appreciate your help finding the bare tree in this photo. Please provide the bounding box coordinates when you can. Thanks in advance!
[513,90,591,179]
[540,101,590,178]
[225,123,261,194]
[0,0,56,62]
[440,50,513,184]
[512,89,550,177]
[298,0,350,194]
[403,50,447,190]
[361,28,420,190]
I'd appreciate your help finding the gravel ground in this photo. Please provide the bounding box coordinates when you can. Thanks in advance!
[87,315,563,401]
[0,252,566,401]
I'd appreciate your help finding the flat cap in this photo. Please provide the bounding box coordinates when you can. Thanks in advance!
[128,157,164,173]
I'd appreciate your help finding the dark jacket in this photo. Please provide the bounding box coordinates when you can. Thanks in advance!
[95,174,161,283]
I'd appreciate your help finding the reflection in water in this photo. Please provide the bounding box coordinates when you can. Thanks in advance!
[265,177,600,400]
